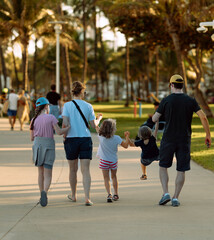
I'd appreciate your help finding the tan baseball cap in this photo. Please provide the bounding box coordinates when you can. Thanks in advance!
[169,74,184,85]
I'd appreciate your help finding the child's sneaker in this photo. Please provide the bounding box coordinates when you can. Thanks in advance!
[107,194,113,203]
[113,194,119,201]
[140,174,147,180]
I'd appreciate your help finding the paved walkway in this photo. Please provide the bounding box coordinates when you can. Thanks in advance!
[0,118,214,240]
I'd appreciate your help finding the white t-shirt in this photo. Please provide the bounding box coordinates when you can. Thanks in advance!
[97,135,123,163]
[8,93,18,110]
[62,100,95,137]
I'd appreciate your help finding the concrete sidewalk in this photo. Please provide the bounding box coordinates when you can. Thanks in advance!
[0,118,214,240]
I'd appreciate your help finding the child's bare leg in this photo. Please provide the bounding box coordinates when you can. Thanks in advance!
[38,166,44,192]
[141,164,147,175]
[102,170,111,195]
[111,169,118,195]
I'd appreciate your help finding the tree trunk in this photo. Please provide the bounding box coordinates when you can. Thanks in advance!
[125,36,130,107]
[194,88,213,117]
[155,46,159,99]
[0,68,2,93]
[32,38,38,95]
[93,2,99,101]
[99,28,109,101]
[22,43,29,91]
[0,45,7,88]
[62,45,72,100]
[184,51,213,117]
[166,18,187,93]
[82,0,87,83]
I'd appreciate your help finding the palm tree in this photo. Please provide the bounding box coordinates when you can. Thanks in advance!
[0,0,56,91]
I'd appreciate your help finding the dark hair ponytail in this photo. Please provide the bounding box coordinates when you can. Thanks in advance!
[30,105,46,130]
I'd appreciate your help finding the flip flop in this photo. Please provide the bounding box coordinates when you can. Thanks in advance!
[67,194,76,202]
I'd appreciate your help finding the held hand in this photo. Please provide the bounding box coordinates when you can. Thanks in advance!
[124,131,130,137]
[97,113,103,120]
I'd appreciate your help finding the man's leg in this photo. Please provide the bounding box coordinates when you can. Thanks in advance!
[68,159,78,201]
[159,166,169,194]
[173,171,185,199]
[12,116,16,128]
[8,116,12,128]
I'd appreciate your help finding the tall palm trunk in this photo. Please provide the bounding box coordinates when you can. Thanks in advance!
[125,36,130,107]
[99,28,109,101]
[12,49,19,90]
[166,18,187,93]
[0,45,7,88]
[62,45,72,100]
[93,2,98,101]
[32,38,38,95]
[22,43,29,91]
[82,0,87,83]
[155,46,159,99]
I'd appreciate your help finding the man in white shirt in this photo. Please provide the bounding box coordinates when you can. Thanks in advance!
[7,89,19,130]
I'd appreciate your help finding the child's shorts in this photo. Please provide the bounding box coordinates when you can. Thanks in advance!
[99,159,118,170]
[141,155,160,166]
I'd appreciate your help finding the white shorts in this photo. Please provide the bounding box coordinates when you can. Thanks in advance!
[99,159,118,170]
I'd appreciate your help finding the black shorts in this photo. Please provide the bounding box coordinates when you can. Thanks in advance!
[64,137,93,160]
[159,138,191,171]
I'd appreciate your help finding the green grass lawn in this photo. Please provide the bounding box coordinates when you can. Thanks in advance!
[92,101,214,171]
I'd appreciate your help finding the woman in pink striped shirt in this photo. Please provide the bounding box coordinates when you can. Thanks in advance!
[96,119,129,203]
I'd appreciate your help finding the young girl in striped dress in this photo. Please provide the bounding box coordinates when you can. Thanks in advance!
[96,119,129,202]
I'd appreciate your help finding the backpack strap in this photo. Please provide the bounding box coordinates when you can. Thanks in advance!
[72,100,89,129]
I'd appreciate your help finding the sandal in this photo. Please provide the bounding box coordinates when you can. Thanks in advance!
[112,194,119,201]
[107,194,113,203]
[140,174,147,180]
[67,194,76,202]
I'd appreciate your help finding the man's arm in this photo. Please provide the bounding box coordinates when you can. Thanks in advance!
[152,112,162,123]
[153,120,159,139]
[196,109,211,148]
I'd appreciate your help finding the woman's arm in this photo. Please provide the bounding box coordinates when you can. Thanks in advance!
[90,113,103,128]
[53,123,70,135]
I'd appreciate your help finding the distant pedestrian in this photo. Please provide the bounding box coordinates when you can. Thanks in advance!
[7,89,19,130]
[30,97,70,207]
[17,90,30,131]
[129,122,160,180]
[152,74,211,207]
[46,84,61,119]
[96,119,129,202]
[62,81,102,206]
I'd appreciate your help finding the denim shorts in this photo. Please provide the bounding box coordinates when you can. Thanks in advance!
[7,109,17,116]
[141,155,160,166]
[159,138,191,171]
[64,137,93,160]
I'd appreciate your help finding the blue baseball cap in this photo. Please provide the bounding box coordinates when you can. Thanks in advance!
[36,97,49,107]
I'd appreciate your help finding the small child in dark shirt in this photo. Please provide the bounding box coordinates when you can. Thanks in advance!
[129,121,160,180]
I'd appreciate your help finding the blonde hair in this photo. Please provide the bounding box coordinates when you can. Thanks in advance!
[72,81,86,96]
[138,126,152,140]
[99,119,116,138]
